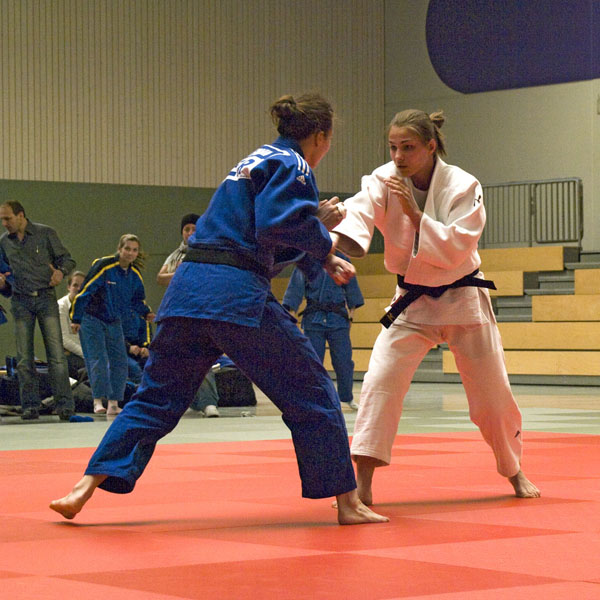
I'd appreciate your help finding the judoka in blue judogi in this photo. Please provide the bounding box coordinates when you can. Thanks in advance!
[282,251,364,408]
[49,93,389,525]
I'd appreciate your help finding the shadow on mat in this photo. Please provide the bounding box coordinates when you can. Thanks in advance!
[375,494,522,509]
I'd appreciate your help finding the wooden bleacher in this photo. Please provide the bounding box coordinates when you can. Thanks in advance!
[271,246,600,383]
[443,247,600,381]
[575,269,600,294]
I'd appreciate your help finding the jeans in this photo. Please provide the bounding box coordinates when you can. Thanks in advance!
[79,313,128,402]
[11,289,74,412]
[190,369,219,411]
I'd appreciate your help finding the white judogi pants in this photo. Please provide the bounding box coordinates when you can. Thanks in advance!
[351,319,522,477]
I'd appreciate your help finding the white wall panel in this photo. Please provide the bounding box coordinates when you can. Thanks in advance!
[0,0,384,192]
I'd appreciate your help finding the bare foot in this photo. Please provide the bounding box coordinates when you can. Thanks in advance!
[355,455,382,506]
[508,470,541,498]
[93,399,106,414]
[336,489,389,525]
[49,474,107,519]
[106,401,121,416]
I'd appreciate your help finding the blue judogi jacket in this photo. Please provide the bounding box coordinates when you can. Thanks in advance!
[157,136,332,327]
[71,254,150,325]
[282,252,364,330]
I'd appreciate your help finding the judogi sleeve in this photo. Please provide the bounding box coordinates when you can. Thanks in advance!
[333,168,390,258]
[282,267,306,312]
[344,274,365,310]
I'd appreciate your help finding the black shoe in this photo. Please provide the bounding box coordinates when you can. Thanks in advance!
[57,409,75,421]
[21,408,40,420]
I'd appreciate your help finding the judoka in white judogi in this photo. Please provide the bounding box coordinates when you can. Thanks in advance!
[332,110,539,503]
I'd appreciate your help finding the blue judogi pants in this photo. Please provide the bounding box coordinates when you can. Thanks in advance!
[85,297,357,499]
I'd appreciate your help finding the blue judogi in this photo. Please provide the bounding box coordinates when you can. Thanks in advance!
[283,252,364,404]
[85,136,357,499]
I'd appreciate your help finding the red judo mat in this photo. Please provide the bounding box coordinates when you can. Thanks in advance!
[1,431,600,599]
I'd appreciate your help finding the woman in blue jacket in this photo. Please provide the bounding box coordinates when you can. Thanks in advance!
[70,234,153,415]
[51,94,387,526]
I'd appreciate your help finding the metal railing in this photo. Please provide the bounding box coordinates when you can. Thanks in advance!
[480,178,583,248]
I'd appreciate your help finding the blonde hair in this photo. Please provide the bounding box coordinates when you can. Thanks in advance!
[270,93,334,141]
[117,233,147,270]
[387,109,447,157]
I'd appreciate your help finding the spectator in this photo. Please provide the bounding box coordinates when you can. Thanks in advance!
[189,355,240,418]
[0,201,75,421]
[156,213,200,287]
[158,212,223,416]
[57,271,87,379]
[283,251,364,410]
[70,234,154,416]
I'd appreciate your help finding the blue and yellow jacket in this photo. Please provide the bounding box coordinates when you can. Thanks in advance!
[122,309,152,347]
[70,254,150,325]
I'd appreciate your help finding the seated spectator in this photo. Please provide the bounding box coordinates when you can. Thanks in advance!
[189,355,258,417]
[188,355,235,418]
[156,213,200,286]
[57,271,87,379]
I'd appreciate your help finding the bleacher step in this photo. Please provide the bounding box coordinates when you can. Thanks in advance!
[496,314,532,322]
[525,288,574,296]
[565,262,600,270]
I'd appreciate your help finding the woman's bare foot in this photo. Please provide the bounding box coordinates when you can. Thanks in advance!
[336,489,389,525]
[49,474,107,519]
[106,401,121,416]
[508,470,541,498]
[93,399,106,414]
[355,455,383,506]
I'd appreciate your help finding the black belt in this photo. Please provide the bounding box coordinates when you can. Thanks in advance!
[380,269,496,329]
[183,246,269,279]
[299,301,349,320]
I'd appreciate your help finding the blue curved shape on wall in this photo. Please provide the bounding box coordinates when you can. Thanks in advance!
[426,0,600,93]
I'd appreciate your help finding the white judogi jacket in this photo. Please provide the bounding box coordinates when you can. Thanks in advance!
[334,158,494,325]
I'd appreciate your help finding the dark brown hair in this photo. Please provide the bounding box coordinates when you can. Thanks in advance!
[1,200,26,217]
[270,93,334,141]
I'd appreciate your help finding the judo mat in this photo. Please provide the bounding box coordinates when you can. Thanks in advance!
[1,431,600,599]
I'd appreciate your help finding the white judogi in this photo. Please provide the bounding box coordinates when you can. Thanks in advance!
[334,158,522,477]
